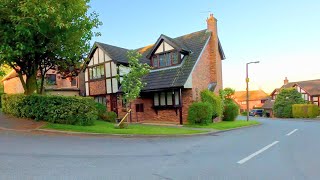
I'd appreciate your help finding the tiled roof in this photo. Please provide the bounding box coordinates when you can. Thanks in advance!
[95,43,130,64]
[91,29,220,91]
[1,70,18,82]
[142,29,211,91]
[261,98,275,109]
[233,90,269,101]
[282,79,320,96]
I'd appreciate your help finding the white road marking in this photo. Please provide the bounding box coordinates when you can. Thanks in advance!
[237,141,279,164]
[286,129,298,136]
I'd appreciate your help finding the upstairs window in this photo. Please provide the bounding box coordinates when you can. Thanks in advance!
[89,64,105,80]
[152,51,180,68]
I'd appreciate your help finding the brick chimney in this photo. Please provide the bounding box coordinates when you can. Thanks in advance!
[206,13,222,93]
[284,77,289,85]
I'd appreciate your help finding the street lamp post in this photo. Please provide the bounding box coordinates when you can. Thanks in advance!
[246,61,260,121]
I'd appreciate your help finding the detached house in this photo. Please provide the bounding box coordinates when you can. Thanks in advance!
[262,77,320,117]
[233,90,269,112]
[84,14,225,124]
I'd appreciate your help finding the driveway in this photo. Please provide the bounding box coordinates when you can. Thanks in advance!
[1,117,320,179]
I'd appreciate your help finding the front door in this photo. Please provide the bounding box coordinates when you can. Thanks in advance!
[110,94,118,115]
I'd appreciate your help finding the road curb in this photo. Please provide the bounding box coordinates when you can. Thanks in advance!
[0,123,261,138]
[32,128,218,138]
[214,123,262,134]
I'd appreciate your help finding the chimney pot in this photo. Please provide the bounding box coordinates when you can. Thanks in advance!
[284,77,289,85]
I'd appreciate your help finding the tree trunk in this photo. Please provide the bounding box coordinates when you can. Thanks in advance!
[24,73,37,95]
[38,74,45,95]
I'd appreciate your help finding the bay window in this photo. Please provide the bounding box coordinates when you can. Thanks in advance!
[152,51,180,68]
[153,90,180,107]
[89,64,105,80]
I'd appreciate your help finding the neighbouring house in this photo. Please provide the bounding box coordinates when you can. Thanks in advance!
[1,68,80,96]
[262,77,320,117]
[83,14,225,124]
[233,90,269,112]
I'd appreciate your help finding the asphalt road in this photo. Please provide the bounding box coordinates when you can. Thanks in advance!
[1,117,320,180]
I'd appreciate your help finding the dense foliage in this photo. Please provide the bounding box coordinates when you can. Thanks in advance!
[292,104,319,118]
[2,94,98,125]
[200,90,223,118]
[273,88,305,118]
[95,103,118,123]
[222,99,239,121]
[187,102,213,125]
[0,0,101,94]
[117,51,150,107]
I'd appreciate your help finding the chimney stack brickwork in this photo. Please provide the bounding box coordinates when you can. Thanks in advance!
[206,14,223,94]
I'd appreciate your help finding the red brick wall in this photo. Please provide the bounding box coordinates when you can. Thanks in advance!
[89,80,106,96]
[238,100,265,112]
[116,90,194,124]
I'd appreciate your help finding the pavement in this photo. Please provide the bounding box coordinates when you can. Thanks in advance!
[0,111,45,131]
[1,116,320,179]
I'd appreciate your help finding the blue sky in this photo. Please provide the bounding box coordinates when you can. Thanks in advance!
[89,0,320,93]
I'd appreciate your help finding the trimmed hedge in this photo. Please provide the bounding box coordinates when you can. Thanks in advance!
[292,104,319,118]
[200,90,223,118]
[2,94,98,125]
[187,102,213,125]
[223,99,239,121]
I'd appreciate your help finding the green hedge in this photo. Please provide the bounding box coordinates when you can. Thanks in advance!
[223,99,239,121]
[2,94,98,125]
[200,90,223,118]
[95,102,117,123]
[292,104,319,118]
[187,102,213,125]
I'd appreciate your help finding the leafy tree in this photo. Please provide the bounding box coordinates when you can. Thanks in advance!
[273,88,305,118]
[219,87,235,101]
[0,0,101,95]
[117,51,150,108]
[200,90,223,119]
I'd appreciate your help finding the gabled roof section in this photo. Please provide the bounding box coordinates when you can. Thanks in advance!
[282,79,320,96]
[218,38,226,60]
[233,90,269,101]
[88,42,130,65]
[146,34,191,59]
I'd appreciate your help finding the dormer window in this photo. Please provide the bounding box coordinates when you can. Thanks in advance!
[152,51,180,68]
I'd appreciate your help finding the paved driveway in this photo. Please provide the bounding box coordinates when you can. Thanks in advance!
[1,117,320,179]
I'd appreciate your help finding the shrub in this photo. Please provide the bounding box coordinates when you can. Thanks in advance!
[241,111,248,116]
[101,111,118,123]
[273,88,305,118]
[187,102,213,125]
[200,90,223,118]
[2,94,98,125]
[223,99,239,121]
[292,104,319,118]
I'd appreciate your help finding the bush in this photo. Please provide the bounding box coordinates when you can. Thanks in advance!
[223,99,239,121]
[2,94,98,125]
[200,90,223,118]
[95,102,118,123]
[273,88,305,118]
[292,104,319,118]
[187,102,213,125]
[241,111,248,116]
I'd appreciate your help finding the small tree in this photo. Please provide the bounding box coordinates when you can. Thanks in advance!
[118,51,150,108]
[200,90,223,119]
[273,88,305,118]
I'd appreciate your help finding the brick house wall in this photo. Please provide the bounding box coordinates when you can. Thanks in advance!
[88,80,106,96]
[3,75,25,94]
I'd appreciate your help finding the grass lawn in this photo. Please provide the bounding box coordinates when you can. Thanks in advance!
[42,120,208,135]
[186,120,260,130]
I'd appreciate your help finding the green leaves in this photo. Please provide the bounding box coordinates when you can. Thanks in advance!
[118,51,150,106]
[273,88,305,118]
[0,0,101,94]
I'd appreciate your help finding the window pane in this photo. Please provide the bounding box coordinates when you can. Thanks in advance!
[154,93,159,106]
[89,68,93,79]
[93,67,97,79]
[96,65,101,78]
[172,52,178,64]
[159,54,165,67]
[153,56,158,68]
[167,92,173,105]
[160,92,166,106]
[71,78,77,86]
[175,91,180,105]
[100,65,105,76]
[166,53,171,66]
